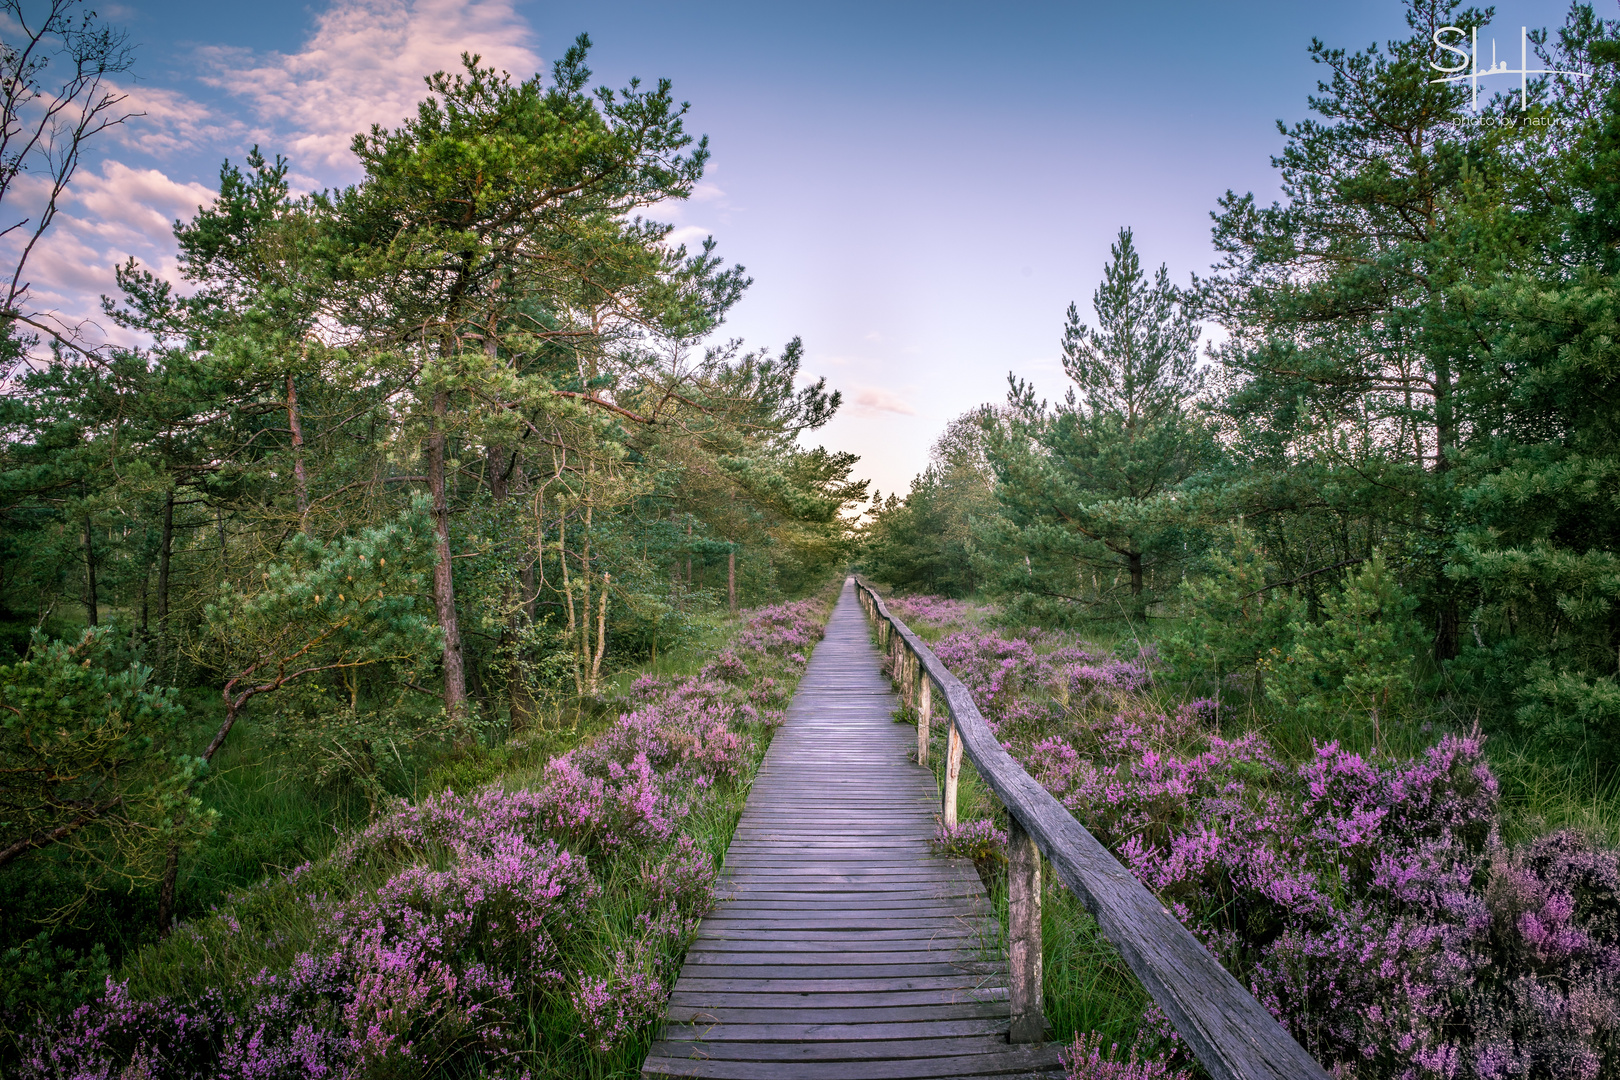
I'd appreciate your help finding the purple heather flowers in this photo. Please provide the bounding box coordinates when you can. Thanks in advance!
[21,600,827,1079]
[897,593,1620,1080]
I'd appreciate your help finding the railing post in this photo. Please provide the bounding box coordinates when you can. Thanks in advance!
[943,719,963,826]
[1007,813,1045,1043]
[917,671,931,766]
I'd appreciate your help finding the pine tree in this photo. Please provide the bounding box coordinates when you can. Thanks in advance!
[979,228,1213,620]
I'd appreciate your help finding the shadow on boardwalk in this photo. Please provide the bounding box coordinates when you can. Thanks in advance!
[642,580,1065,1079]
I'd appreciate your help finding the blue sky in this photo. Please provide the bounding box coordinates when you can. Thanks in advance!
[33,0,1583,497]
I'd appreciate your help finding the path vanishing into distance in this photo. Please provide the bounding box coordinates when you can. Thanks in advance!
[641,579,1066,1079]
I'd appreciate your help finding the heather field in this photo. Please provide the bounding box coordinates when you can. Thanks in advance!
[886,590,1620,1080]
[7,595,832,1080]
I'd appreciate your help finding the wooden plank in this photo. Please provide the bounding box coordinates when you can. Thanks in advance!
[642,1044,1067,1079]
[665,1004,1011,1025]
[648,1036,1023,1061]
[658,1019,1011,1042]
[667,989,1009,1008]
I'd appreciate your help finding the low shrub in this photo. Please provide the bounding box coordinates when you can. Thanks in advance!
[17,597,832,1080]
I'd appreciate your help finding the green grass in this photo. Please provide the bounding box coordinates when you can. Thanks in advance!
[903,693,1153,1050]
[867,591,1157,1047]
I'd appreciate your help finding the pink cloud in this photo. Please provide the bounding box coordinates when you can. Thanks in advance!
[852,385,917,417]
[198,0,543,177]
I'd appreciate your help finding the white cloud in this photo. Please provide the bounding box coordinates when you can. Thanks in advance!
[851,384,916,417]
[4,0,549,354]
[109,82,249,158]
[664,224,712,252]
[5,161,215,348]
[199,0,543,177]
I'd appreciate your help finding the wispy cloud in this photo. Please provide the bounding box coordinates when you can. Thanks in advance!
[108,82,249,158]
[851,384,917,417]
[11,161,215,346]
[198,0,543,178]
[15,0,550,350]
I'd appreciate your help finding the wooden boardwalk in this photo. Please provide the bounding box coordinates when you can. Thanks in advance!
[642,580,1065,1079]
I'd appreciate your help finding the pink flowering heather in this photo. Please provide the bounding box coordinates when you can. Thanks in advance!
[22,597,831,1079]
[934,818,1009,862]
[570,936,669,1054]
[893,594,1620,1080]
[640,835,719,914]
[885,594,991,627]
[1062,1031,1192,1080]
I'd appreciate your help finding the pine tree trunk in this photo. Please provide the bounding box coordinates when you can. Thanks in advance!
[156,490,173,667]
[489,444,537,731]
[156,842,179,936]
[1435,597,1460,663]
[428,389,468,719]
[287,372,308,528]
[1127,550,1144,597]
[83,516,97,627]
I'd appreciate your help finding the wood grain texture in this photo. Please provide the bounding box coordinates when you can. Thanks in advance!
[853,576,1332,1080]
[642,579,1064,1080]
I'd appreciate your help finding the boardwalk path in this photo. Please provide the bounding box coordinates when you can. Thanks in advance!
[642,580,1065,1079]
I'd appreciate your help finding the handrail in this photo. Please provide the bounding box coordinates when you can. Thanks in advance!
[852,575,1330,1080]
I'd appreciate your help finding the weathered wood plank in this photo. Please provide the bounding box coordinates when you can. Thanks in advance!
[664,1004,1011,1026]
[642,1044,1067,1079]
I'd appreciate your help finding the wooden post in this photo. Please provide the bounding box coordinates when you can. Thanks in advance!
[917,671,931,766]
[1007,813,1046,1043]
[943,720,963,826]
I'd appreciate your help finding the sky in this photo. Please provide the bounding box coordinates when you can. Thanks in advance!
[11,0,1586,500]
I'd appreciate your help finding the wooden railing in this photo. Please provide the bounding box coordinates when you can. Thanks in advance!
[853,576,1331,1080]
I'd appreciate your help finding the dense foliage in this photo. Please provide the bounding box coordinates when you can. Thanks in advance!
[861,1,1620,1075]
[0,10,862,1070]
[864,0,1620,758]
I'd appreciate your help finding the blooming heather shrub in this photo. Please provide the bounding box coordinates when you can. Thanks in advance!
[1468,832,1620,1080]
[934,818,1008,863]
[1063,1031,1192,1079]
[885,594,990,627]
[640,835,719,914]
[570,937,668,1054]
[890,597,1620,1080]
[699,649,750,683]
[932,631,1058,732]
[22,597,831,1079]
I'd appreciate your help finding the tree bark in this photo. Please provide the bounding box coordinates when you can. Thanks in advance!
[157,689,246,937]
[83,516,97,626]
[155,838,180,935]
[1435,596,1460,663]
[156,490,173,629]
[489,443,537,731]
[287,371,308,528]
[428,389,468,719]
[1127,549,1144,597]
[591,572,609,692]
[155,489,174,670]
